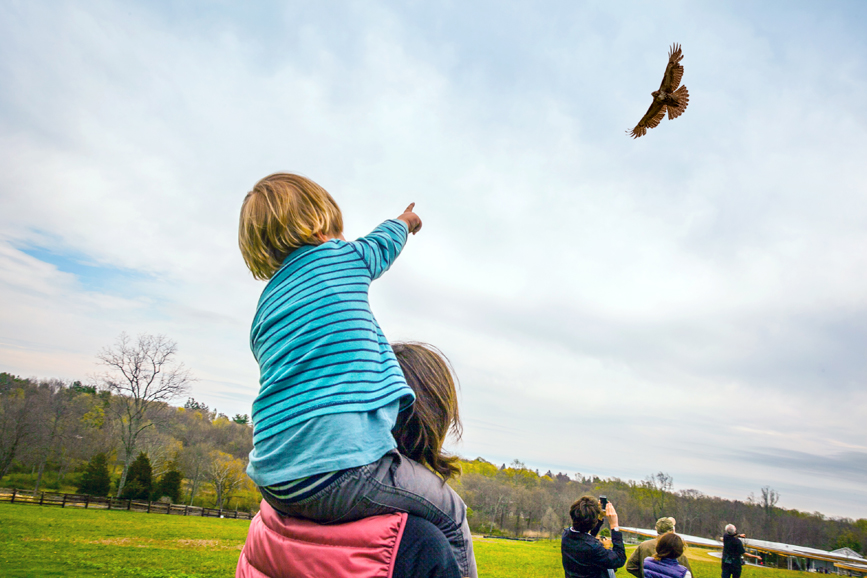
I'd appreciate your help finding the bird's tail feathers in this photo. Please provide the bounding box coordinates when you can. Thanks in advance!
[667,85,689,120]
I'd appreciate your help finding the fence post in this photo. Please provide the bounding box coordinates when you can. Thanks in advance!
[61,494,67,508]
[11,488,16,503]
[166,503,171,514]
[201,507,205,517]
[147,501,151,514]
[85,495,90,509]
[184,505,189,516]
[127,499,131,511]
[39,492,45,505]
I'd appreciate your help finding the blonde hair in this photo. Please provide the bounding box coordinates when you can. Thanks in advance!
[239,173,343,280]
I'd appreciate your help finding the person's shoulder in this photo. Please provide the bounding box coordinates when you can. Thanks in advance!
[563,528,593,543]
[639,539,656,552]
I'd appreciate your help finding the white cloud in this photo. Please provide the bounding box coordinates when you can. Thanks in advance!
[1,0,865,517]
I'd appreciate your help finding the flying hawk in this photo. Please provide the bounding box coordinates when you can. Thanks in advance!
[628,43,689,138]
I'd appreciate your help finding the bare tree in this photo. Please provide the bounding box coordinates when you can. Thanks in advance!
[760,485,780,538]
[645,471,674,519]
[96,333,193,497]
[761,485,780,512]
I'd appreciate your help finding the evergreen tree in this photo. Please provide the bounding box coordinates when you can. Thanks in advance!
[154,469,183,503]
[77,453,111,497]
[120,452,152,500]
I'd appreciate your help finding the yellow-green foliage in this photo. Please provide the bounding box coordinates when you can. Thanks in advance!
[461,458,502,477]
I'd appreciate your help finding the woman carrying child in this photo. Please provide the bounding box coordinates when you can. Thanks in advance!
[237,341,466,577]
[238,173,475,577]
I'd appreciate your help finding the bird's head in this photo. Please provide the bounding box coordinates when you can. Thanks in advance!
[651,90,661,100]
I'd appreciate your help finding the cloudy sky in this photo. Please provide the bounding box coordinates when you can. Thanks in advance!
[2,1,865,520]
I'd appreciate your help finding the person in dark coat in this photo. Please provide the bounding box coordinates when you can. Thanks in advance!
[561,496,627,578]
[721,524,762,578]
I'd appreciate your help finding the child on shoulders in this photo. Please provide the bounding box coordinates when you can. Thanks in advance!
[238,173,476,578]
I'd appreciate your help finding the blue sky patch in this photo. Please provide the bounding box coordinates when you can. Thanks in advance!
[18,242,151,296]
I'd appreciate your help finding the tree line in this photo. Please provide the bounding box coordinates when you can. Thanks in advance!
[449,459,867,554]
[2,333,864,552]
[1,333,256,510]
[0,369,255,509]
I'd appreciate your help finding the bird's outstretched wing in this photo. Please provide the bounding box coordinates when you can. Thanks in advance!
[659,43,684,92]
[628,100,666,139]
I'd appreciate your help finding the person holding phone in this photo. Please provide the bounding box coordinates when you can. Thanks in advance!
[561,495,627,578]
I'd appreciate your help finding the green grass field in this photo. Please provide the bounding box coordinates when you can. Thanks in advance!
[1,503,818,578]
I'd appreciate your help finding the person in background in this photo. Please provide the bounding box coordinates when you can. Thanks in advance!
[643,533,692,578]
[721,524,762,578]
[561,496,627,578]
[627,517,692,578]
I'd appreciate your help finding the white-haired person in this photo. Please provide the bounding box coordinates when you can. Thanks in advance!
[721,524,762,578]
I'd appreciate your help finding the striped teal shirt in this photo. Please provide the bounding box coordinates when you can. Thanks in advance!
[250,219,415,450]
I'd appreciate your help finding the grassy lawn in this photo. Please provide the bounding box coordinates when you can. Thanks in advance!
[1,503,820,578]
[0,502,249,577]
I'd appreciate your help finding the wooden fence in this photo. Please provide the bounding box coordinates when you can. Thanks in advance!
[0,487,253,520]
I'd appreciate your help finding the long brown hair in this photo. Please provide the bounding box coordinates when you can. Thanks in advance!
[391,342,462,481]
[654,532,685,560]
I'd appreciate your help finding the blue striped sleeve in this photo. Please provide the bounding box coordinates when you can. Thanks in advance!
[350,220,409,280]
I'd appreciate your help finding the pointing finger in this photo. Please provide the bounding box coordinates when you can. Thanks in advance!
[404,202,415,213]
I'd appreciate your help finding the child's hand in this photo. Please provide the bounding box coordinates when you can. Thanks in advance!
[397,202,422,235]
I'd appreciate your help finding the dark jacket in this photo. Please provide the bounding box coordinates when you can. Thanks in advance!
[722,534,746,567]
[561,528,627,578]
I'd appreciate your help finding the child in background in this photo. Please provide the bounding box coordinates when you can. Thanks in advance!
[238,173,476,578]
